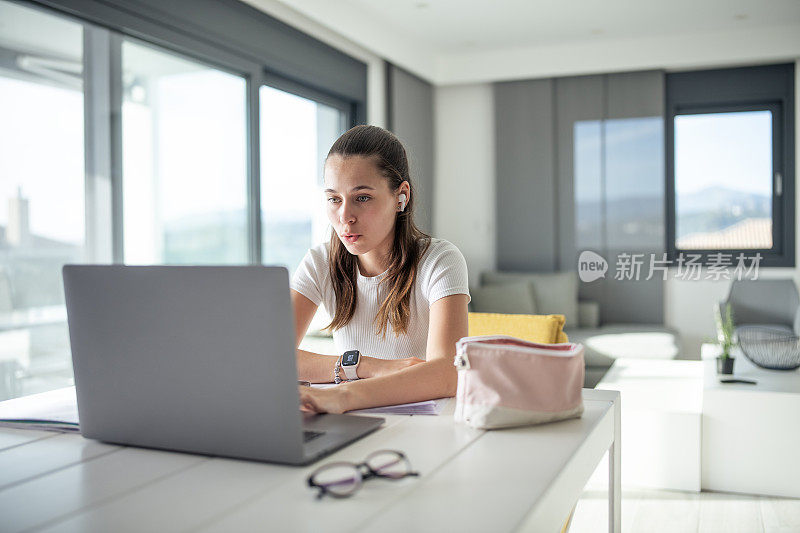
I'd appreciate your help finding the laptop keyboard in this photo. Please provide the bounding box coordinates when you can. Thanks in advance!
[303,430,324,443]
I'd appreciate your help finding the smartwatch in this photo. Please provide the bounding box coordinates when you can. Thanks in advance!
[341,350,361,381]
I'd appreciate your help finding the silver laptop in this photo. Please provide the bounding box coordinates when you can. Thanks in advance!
[62,265,383,465]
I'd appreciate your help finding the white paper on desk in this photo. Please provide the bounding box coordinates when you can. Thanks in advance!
[350,398,448,416]
[0,386,80,432]
[309,384,447,415]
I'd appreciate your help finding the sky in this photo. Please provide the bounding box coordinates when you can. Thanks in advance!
[0,77,85,244]
[675,110,772,196]
[573,110,772,206]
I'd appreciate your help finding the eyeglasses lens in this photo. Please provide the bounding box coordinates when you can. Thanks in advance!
[365,450,411,479]
[312,463,361,497]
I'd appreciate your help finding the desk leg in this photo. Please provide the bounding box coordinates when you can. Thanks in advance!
[609,395,621,533]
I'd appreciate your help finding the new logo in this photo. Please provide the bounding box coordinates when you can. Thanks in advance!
[578,251,608,282]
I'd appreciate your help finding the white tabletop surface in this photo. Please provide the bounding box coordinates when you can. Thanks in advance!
[701,343,800,394]
[0,389,618,533]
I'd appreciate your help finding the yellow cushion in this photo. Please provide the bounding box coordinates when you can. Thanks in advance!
[468,312,569,344]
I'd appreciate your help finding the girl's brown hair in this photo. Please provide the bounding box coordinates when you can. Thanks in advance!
[325,125,430,337]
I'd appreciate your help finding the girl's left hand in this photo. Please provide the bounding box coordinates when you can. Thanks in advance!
[299,385,351,414]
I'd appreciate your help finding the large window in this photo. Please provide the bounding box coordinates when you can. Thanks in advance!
[0,0,361,401]
[122,39,248,264]
[666,64,795,266]
[260,86,347,272]
[574,116,664,252]
[0,2,87,400]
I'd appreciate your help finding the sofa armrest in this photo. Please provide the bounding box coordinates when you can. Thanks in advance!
[578,300,600,329]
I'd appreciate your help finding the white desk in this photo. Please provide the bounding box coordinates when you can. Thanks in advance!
[0,389,620,533]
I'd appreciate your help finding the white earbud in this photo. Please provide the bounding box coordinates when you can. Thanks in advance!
[398,193,407,212]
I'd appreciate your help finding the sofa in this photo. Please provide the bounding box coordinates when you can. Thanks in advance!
[473,271,681,387]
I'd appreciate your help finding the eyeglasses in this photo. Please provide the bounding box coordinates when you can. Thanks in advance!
[307,449,419,499]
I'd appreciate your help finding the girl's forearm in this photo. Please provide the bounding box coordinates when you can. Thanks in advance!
[296,349,339,383]
[339,358,457,411]
[296,349,412,383]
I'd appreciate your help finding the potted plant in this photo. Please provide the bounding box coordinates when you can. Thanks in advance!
[715,303,736,374]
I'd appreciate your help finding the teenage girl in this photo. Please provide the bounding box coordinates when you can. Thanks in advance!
[291,125,470,414]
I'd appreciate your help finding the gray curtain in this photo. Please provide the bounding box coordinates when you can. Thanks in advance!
[495,71,665,324]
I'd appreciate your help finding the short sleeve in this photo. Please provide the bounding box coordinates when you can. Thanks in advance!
[423,241,471,305]
[291,247,324,306]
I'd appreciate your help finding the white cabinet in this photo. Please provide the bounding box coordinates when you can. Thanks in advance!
[701,344,800,498]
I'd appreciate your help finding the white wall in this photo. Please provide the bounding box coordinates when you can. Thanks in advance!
[433,84,495,288]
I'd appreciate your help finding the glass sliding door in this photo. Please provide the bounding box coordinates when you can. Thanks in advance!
[259,86,348,272]
[0,1,85,400]
[122,39,248,265]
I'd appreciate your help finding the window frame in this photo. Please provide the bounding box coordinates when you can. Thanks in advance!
[665,63,795,267]
[27,0,363,265]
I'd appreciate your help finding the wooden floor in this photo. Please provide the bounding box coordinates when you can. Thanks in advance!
[570,485,800,532]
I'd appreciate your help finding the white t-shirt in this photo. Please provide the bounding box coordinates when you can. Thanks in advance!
[291,238,470,360]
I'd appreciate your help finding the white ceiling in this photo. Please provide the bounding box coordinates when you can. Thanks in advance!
[268,0,800,84]
[307,0,800,52]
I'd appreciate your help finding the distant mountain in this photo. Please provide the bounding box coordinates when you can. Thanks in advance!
[677,186,770,214]
[576,195,664,226]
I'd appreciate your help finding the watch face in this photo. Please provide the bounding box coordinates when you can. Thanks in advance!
[342,350,360,366]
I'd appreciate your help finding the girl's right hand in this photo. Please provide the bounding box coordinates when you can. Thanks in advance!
[360,356,424,379]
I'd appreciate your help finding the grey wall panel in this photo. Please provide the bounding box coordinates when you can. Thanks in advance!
[555,72,666,324]
[555,75,604,273]
[495,78,556,271]
[388,64,435,234]
[602,247,665,324]
[604,71,665,323]
[606,70,664,119]
[555,75,604,314]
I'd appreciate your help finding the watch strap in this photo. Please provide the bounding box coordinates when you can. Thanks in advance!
[343,360,359,380]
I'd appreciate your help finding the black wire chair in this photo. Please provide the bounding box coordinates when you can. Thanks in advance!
[737,326,800,371]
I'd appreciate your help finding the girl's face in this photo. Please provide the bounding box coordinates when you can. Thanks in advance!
[323,155,408,259]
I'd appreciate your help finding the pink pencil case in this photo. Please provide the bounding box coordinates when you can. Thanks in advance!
[454,335,585,429]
